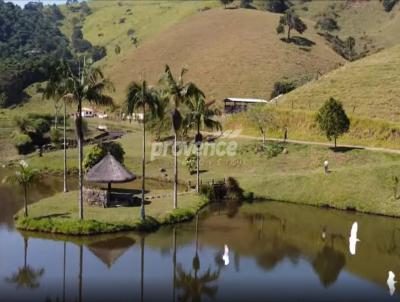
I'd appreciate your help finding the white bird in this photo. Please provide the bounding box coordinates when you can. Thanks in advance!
[349,222,360,255]
[387,271,396,296]
[222,244,230,266]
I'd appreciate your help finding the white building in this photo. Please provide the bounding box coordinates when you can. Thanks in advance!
[82,107,95,118]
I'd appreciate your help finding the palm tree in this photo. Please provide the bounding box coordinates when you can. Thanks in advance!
[125,81,159,220]
[43,60,70,193]
[5,237,45,289]
[186,95,221,192]
[64,58,114,220]
[3,160,38,217]
[159,65,204,209]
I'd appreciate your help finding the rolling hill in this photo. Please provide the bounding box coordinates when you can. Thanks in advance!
[280,43,400,122]
[105,8,345,103]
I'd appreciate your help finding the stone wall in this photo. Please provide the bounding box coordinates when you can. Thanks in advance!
[83,187,108,207]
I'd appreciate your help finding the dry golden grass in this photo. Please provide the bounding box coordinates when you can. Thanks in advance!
[280,43,400,122]
[106,8,344,103]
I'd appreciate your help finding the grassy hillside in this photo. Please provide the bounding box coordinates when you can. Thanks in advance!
[292,0,400,56]
[59,0,219,69]
[106,8,344,103]
[279,43,400,122]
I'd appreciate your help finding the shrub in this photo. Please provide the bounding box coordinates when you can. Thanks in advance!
[225,177,244,201]
[184,154,197,175]
[315,17,339,32]
[265,142,284,158]
[271,80,297,98]
[83,142,125,171]
[90,45,107,62]
[383,0,399,12]
[50,128,62,145]
[265,0,289,13]
[0,93,8,108]
[13,133,35,155]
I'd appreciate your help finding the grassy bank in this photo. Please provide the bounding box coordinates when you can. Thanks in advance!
[225,106,400,149]
[15,190,207,235]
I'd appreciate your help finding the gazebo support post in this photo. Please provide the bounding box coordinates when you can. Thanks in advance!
[106,182,111,208]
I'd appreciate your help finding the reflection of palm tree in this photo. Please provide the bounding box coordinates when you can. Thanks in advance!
[140,235,145,302]
[176,264,219,302]
[312,246,346,287]
[172,227,177,302]
[176,215,220,302]
[78,245,83,302]
[5,237,45,289]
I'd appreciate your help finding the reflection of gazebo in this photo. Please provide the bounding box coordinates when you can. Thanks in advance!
[88,237,136,268]
[85,154,136,205]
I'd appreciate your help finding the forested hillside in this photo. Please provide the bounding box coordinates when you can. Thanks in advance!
[0,1,71,106]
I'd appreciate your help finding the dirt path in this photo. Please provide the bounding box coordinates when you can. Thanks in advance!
[212,130,400,155]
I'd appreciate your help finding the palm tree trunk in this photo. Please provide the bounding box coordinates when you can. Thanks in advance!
[63,102,68,193]
[76,103,84,220]
[141,104,146,220]
[173,133,178,209]
[334,137,337,149]
[196,145,200,193]
[23,185,28,217]
[287,26,291,41]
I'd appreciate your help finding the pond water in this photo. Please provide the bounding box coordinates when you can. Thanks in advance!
[1,169,400,302]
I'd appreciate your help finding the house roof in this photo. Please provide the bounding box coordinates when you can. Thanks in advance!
[85,154,136,183]
[224,98,268,104]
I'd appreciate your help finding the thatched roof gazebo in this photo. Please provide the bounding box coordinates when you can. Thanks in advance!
[85,154,136,207]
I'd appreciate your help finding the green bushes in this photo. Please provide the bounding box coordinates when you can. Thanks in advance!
[315,17,339,32]
[382,0,399,12]
[271,80,297,98]
[13,133,35,155]
[83,142,125,171]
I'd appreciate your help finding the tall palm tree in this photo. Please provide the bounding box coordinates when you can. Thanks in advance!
[64,58,114,220]
[43,60,70,193]
[186,95,222,192]
[159,65,204,209]
[125,81,159,220]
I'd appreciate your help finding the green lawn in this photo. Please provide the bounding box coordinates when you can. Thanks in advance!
[23,125,400,218]
[16,189,206,235]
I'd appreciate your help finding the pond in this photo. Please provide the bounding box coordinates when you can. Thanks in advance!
[0,168,399,302]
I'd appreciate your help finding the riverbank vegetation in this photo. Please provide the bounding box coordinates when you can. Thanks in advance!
[15,190,207,235]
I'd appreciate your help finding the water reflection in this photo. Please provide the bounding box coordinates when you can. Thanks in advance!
[2,200,400,301]
[349,222,360,255]
[387,271,396,296]
[5,237,45,290]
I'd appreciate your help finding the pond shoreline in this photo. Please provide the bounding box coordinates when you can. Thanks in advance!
[14,190,210,236]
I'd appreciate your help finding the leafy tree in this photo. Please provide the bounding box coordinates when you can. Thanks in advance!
[277,9,307,41]
[271,80,296,98]
[246,107,274,146]
[382,0,399,12]
[315,98,350,148]
[185,92,221,192]
[346,36,356,61]
[265,0,289,13]
[0,1,71,103]
[83,142,125,171]
[63,59,114,220]
[315,17,339,32]
[12,133,34,155]
[184,154,197,175]
[125,81,159,221]
[240,0,253,8]
[219,0,234,9]
[159,65,204,209]
[2,160,38,217]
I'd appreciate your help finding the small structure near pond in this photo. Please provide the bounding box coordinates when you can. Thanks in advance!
[85,154,136,207]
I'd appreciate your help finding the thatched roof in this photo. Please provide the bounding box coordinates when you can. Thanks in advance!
[88,237,136,268]
[85,154,136,183]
